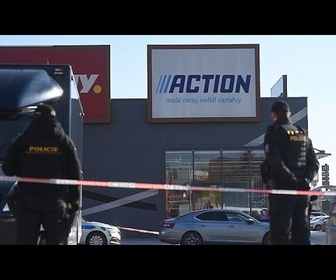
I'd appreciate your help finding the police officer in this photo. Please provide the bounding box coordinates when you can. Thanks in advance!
[263,100,319,245]
[1,104,82,245]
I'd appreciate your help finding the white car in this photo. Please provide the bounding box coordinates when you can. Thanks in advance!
[80,218,121,245]
[310,216,329,231]
[310,211,329,219]
[39,217,121,245]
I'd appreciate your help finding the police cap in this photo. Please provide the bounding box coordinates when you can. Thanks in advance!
[271,100,290,113]
[33,104,56,118]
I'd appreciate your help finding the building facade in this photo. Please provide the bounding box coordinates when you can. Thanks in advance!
[82,97,309,238]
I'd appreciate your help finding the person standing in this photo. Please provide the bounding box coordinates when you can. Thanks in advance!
[263,100,319,245]
[259,209,270,222]
[203,199,213,209]
[1,103,82,245]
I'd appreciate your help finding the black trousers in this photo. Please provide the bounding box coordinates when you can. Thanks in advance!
[15,193,69,245]
[269,193,310,245]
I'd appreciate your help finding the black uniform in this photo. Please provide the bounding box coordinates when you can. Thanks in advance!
[263,104,319,245]
[1,104,82,245]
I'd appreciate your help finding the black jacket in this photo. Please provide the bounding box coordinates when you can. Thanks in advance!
[263,116,319,190]
[1,115,82,204]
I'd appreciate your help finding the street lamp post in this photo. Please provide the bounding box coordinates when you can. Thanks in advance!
[314,148,332,160]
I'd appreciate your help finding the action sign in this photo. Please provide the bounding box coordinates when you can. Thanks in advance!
[147,44,261,123]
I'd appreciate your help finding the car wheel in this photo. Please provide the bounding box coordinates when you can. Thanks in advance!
[181,231,203,245]
[262,232,272,245]
[86,231,107,245]
[315,225,322,231]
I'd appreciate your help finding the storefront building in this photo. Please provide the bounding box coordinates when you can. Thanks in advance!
[0,44,319,239]
[82,96,309,238]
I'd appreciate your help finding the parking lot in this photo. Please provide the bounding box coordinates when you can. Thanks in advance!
[310,230,326,245]
[121,230,326,245]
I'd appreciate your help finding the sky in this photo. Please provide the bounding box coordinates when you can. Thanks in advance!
[0,35,335,186]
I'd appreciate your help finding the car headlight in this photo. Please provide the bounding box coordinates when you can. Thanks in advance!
[106,226,120,235]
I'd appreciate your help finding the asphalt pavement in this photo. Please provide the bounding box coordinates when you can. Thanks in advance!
[121,230,326,245]
[310,230,326,245]
[121,237,167,245]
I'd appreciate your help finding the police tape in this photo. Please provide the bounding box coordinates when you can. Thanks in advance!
[0,175,334,197]
[117,226,159,235]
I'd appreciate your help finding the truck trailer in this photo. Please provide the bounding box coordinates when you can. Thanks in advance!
[0,64,84,245]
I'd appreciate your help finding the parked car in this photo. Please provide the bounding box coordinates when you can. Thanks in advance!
[159,209,271,245]
[39,217,121,245]
[310,216,329,231]
[310,211,329,219]
[80,218,121,245]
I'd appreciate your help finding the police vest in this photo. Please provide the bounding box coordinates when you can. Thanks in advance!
[276,124,308,170]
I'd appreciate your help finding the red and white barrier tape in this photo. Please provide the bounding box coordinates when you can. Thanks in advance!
[0,175,334,197]
[1,175,332,236]
[117,226,159,235]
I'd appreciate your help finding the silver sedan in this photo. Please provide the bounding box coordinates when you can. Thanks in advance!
[159,209,271,245]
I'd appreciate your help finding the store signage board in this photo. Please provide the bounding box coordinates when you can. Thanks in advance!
[271,75,288,98]
[147,44,261,123]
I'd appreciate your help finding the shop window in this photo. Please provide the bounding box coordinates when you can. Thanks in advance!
[165,149,266,218]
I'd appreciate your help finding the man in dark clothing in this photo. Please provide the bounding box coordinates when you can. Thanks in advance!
[263,100,319,245]
[1,104,82,245]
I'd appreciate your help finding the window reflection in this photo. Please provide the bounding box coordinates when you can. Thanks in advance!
[165,149,267,218]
